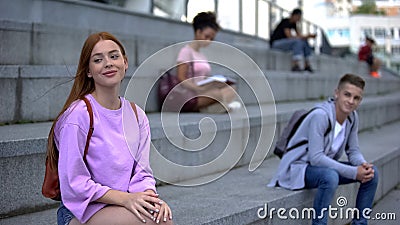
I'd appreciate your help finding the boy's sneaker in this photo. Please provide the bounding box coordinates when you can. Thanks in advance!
[370,71,381,78]
[304,66,314,73]
[291,65,302,72]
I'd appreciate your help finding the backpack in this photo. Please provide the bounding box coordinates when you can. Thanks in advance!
[42,97,138,201]
[273,108,331,158]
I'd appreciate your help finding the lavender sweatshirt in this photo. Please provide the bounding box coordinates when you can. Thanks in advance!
[55,94,156,223]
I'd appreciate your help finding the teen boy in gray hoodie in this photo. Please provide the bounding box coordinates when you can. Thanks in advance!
[269,74,378,225]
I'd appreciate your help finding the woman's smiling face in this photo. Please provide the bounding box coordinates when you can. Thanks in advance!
[88,39,128,89]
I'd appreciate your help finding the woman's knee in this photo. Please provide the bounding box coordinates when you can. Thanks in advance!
[68,218,82,225]
[87,205,173,225]
[87,206,142,225]
[221,85,236,99]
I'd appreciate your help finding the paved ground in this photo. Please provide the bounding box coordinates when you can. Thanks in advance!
[1,188,398,225]
[369,185,400,225]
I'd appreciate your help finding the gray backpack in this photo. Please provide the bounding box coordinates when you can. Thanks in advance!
[273,108,331,158]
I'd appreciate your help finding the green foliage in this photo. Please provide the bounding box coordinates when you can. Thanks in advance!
[353,0,386,15]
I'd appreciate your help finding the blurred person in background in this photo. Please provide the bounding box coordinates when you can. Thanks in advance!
[270,8,316,73]
[358,36,381,78]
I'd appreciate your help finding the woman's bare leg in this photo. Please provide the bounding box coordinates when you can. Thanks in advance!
[197,85,237,109]
[80,205,173,225]
[68,218,82,225]
[371,58,381,72]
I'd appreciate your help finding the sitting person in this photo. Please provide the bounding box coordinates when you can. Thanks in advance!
[358,36,381,78]
[270,8,316,72]
[48,32,173,225]
[174,12,240,113]
[268,74,378,225]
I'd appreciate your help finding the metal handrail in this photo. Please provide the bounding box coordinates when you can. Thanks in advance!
[109,0,332,55]
[183,0,331,55]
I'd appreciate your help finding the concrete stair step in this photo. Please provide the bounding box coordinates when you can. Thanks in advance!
[1,121,399,225]
[1,92,399,160]
[0,208,57,225]
[1,63,399,123]
[1,16,396,80]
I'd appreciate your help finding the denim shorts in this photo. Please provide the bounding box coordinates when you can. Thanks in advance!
[57,202,75,225]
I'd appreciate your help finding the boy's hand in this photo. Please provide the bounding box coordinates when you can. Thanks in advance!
[357,163,375,183]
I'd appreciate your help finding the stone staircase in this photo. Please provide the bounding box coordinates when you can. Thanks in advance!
[1,0,400,224]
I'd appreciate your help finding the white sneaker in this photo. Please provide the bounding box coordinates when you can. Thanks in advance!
[227,101,241,111]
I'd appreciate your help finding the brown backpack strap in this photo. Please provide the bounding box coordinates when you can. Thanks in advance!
[129,102,140,179]
[82,97,94,163]
[130,102,139,123]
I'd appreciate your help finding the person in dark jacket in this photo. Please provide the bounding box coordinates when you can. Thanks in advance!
[270,8,316,72]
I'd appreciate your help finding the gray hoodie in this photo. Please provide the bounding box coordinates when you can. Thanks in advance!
[268,98,366,190]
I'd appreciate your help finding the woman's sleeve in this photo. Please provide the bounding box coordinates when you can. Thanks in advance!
[177,46,192,63]
[58,123,111,222]
[307,111,358,180]
[128,107,157,193]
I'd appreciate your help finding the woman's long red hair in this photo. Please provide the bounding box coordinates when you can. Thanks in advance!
[46,32,127,170]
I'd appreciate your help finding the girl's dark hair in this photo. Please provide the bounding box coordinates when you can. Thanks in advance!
[192,12,220,32]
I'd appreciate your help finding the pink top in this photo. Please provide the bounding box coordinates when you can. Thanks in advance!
[55,94,156,223]
[177,45,211,83]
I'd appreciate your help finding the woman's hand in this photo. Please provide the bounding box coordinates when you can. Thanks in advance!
[145,190,173,223]
[97,190,163,223]
[122,191,164,222]
[151,199,173,224]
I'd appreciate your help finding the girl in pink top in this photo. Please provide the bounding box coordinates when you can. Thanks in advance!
[46,32,172,225]
[175,12,238,112]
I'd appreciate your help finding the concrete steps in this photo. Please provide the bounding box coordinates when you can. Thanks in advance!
[1,121,399,225]
[1,92,400,219]
[2,11,399,123]
[1,63,399,123]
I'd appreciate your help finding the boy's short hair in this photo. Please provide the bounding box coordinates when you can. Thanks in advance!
[291,8,302,16]
[366,36,376,44]
[338,74,365,90]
